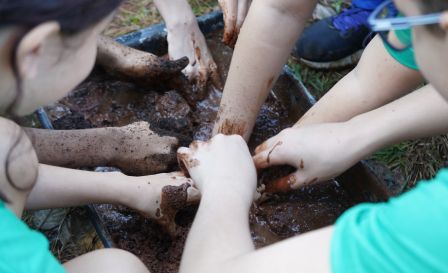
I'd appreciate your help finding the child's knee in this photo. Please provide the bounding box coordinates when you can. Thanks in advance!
[64,249,149,273]
[95,249,148,273]
[0,118,38,197]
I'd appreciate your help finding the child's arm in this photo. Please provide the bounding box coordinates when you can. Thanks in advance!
[297,35,423,127]
[177,135,332,273]
[212,0,317,141]
[26,164,199,230]
[153,0,221,91]
[253,84,448,191]
[23,121,178,175]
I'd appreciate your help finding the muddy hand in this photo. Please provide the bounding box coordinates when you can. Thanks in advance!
[177,134,257,201]
[131,172,200,235]
[166,19,222,100]
[96,36,188,85]
[218,0,251,46]
[253,124,363,194]
[110,121,179,175]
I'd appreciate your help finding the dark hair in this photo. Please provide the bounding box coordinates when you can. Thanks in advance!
[418,0,448,13]
[0,0,122,202]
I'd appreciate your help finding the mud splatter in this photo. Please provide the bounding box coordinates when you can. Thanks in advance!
[217,119,247,136]
[267,76,275,89]
[267,141,283,164]
[158,183,191,235]
[299,159,304,169]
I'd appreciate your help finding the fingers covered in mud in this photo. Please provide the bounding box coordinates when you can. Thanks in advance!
[143,172,200,235]
[219,0,250,46]
[96,36,188,86]
[219,0,237,46]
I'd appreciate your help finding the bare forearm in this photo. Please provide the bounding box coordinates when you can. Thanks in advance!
[297,36,423,127]
[350,85,448,156]
[23,127,116,169]
[154,0,195,27]
[26,164,131,210]
[213,0,317,140]
[180,186,254,273]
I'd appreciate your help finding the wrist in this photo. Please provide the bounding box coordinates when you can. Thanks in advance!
[113,172,142,208]
[345,115,387,158]
[200,178,255,209]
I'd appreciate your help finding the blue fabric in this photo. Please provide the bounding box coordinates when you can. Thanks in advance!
[352,0,385,10]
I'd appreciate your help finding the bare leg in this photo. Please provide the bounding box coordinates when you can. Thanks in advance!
[64,249,149,273]
[213,0,317,140]
[24,121,178,175]
[96,35,188,86]
[154,0,221,95]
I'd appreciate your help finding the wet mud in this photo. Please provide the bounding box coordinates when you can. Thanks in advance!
[49,32,365,273]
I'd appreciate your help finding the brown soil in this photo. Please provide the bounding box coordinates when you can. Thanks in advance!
[50,32,363,273]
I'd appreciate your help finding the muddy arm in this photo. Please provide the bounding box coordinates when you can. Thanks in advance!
[296,36,424,127]
[153,0,221,94]
[212,0,317,141]
[96,35,189,84]
[23,121,178,175]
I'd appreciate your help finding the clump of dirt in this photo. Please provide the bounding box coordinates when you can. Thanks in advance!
[50,31,361,273]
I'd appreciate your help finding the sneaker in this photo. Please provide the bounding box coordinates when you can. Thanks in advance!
[292,6,374,69]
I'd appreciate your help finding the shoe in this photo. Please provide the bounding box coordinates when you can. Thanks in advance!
[292,6,374,69]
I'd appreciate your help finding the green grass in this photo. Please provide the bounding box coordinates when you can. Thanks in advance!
[188,0,218,16]
[372,136,448,190]
[287,58,350,99]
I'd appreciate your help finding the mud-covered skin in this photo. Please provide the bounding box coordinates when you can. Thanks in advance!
[48,33,364,273]
[153,0,222,99]
[218,0,252,46]
[96,36,189,86]
[30,120,179,175]
[158,183,193,234]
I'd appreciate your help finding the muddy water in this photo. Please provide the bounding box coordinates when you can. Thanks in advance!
[52,32,358,273]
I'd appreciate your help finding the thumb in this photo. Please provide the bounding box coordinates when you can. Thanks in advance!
[253,140,285,169]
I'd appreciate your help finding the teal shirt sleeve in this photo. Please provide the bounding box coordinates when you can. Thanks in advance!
[0,202,66,273]
[384,28,419,71]
[331,169,448,273]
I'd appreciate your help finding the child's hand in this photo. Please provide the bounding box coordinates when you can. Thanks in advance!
[218,0,251,46]
[129,172,200,234]
[253,123,364,193]
[110,121,179,175]
[177,134,257,200]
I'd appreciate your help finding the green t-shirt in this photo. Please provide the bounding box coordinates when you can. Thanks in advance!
[0,201,66,273]
[331,169,448,272]
[384,28,419,71]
